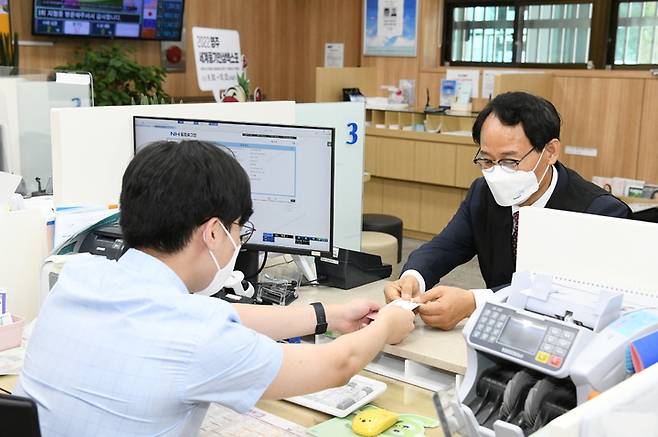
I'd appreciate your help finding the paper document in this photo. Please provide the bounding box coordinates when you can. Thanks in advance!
[368,298,420,319]
[53,207,118,250]
[200,403,307,436]
[324,43,344,68]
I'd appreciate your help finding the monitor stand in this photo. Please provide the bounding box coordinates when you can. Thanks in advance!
[291,255,318,282]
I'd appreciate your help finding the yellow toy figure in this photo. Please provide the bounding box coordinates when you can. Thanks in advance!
[352,407,399,436]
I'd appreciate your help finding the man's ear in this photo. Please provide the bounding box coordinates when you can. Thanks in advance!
[545,139,560,165]
[200,218,220,246]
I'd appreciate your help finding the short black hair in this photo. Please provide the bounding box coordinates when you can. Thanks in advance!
[120,140,253,253]
[472,92,561,152]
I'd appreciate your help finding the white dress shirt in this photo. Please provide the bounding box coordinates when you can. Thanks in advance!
[402,165,558,310]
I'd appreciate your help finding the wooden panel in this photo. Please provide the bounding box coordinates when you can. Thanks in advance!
[315,67,377,102]
[381,179,421,231]
[441,116,476,132]
[493,74,554,100]
[419,185,464,234]
[364,135,378,175]
[363,177,384,214]
[14,0,363,102]
[553,77,644,181]
[299,0,363,102]
[376,138,415,180]
[419,0,443,71]
[414,141,456,186]
[637,81,658,184]
[455,146,482,189]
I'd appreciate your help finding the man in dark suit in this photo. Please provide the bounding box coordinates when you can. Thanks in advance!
[384,92,630,330]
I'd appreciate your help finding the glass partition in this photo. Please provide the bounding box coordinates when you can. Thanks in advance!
[0,67,93,196]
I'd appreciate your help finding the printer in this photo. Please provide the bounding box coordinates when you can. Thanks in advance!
[446,270,658,437]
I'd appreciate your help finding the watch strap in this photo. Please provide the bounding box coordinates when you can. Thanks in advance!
[311,302,328,335]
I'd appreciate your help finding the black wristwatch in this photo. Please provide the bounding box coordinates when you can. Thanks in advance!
[311,302,328,335]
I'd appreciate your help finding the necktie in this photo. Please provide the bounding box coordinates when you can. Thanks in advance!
[512,211,519,258]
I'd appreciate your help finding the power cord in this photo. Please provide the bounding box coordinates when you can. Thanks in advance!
[301,275,327,287]
[245,252,268,280]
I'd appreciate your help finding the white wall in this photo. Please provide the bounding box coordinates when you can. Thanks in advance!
[0,210,48,322]
[51,101,296,206]
[0,77,23,177]
[296,102,365,251]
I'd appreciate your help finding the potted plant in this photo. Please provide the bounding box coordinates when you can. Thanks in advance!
[57,44,169,106]
[0,31,18,74]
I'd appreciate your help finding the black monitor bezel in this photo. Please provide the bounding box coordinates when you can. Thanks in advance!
[31,0,185,42]
[132,115,336,258]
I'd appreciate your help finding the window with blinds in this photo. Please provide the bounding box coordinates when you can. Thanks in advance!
[446,2,594,66]
[613,1,658,65]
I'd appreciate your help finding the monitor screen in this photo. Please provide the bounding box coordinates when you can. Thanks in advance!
[33,0,184,40]
[133,116,335,256]
[497,317,547,355]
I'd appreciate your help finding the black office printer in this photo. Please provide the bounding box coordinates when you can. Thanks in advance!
[76,223,127,260]
[53,212,126,260]
[315,248,392,289]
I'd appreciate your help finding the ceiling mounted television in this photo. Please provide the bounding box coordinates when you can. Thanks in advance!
[33,0,184,41]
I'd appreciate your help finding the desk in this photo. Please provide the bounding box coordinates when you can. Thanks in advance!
[0,372,446,436]
[0,279,465,436]
[257,371,446,436]
[294,280,468,375]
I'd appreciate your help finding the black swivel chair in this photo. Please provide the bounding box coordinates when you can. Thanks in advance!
[0,394,41,437]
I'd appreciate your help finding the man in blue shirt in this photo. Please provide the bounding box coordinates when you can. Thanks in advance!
[16,140,415,436]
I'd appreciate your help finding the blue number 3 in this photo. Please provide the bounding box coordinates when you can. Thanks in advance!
[346,122,358,145]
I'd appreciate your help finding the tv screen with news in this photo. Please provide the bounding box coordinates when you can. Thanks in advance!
[33,0,184,40]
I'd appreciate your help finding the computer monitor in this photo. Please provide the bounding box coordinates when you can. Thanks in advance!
[133,116,335,257]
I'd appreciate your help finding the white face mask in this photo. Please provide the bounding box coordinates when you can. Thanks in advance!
[196,221,241,296]
[482,149,550,207]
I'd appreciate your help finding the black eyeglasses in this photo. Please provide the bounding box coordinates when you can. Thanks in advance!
[239,221,255,245]
[472,147,536,173]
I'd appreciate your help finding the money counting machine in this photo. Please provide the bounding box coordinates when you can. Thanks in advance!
[449,271,658,437]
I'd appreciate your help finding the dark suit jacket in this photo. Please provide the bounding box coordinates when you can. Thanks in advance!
[403,161,631,290]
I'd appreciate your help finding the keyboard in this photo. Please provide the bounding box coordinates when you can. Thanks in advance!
[285,374,387,418]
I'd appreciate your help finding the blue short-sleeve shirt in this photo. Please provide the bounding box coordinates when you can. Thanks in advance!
[15,249,283,437]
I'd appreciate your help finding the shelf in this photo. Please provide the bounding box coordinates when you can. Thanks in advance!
[365,127,477,146]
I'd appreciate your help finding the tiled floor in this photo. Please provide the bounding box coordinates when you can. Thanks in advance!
[400,238,486,290]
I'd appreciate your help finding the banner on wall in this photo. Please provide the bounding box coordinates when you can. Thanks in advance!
[363,0,418,57]
[192,27,242,94]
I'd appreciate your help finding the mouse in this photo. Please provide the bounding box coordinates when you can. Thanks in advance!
[351,407,399,436]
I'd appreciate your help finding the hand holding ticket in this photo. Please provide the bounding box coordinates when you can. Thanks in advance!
[367,299,420,319]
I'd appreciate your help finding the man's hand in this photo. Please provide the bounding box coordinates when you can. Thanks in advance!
[383,275,420,303]
[327,300,381,334]
[412,286,476,330]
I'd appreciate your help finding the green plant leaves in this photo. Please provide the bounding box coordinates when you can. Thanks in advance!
[55,44,170,106]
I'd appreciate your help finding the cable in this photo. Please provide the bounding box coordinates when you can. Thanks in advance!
[0,387,11,395]
[301,275,328,287]
[246,252,268,280]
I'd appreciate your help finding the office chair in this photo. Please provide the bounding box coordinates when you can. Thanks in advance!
[0,394,41,437]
